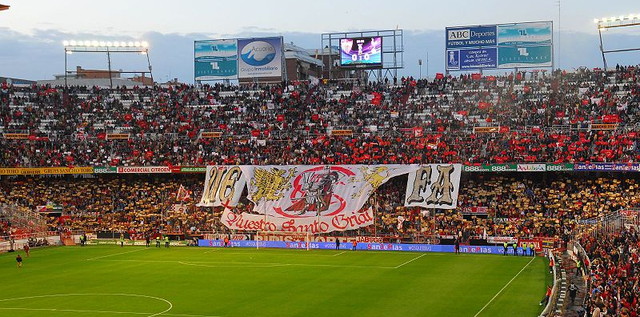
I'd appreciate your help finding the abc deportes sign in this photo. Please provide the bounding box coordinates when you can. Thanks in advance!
[446,25,497,49]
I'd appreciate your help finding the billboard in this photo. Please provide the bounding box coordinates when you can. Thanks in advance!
[447,48,497,70]
[194,39,238,80]
[445,21,552,70]
[446,25,497,49]
[237,37,284,79]
[497,22,552,46]
[339,37,383,68]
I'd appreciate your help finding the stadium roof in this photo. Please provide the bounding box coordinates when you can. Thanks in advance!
[37,77,150,88]
[284,43,324,67]
[0,76,35,85]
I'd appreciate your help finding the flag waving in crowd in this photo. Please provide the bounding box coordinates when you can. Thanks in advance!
[176,185,191,202]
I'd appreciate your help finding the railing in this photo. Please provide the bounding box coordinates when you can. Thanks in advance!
[540,251,559,317]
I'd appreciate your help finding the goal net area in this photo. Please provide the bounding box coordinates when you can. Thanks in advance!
[256,231,312,250]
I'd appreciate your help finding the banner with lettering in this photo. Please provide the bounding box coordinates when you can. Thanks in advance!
[241,165,414,218]
[198,164,462,232]
[220,207,374,233]
[197,166,246,207]
[404,164,462,209]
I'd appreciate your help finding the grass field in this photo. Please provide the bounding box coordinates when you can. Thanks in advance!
[0,245,549,317]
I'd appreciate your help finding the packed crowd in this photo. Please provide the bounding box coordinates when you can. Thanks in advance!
[0,173,638,242]
[1,65,639,167]
[376,173,640,241]
[580,229,639,317]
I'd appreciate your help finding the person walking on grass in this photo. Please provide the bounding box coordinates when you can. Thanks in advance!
[539,285,552,306]
[16,254,22,268]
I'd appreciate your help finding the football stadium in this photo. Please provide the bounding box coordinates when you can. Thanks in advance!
[1,2,640,317]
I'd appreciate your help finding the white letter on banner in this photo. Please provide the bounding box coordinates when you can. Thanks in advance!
[197,166,245,207]
[404,164,461,209]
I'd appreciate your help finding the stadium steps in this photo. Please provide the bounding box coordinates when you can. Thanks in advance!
[558,252,587,317]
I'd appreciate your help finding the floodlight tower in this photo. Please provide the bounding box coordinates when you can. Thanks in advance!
[594,14,640,70]
[63,40,153,89]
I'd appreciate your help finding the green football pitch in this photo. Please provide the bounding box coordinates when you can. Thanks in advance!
[0,245,549,317]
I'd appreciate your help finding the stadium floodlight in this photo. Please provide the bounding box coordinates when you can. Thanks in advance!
[63,39,153,89]
[594,13,640,70]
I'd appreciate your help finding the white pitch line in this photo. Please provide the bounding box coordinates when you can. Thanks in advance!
[0,307,220,317]
[0,293,174,317]
[94,258,395,269]
[473,256,536,317]
[333,251,347,257]
[394,254,426,269]
[203,249,220,254]
[86,248,147,261]
[0,307,151,315]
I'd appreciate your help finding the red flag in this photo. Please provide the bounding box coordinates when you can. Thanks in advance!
[176,185,191,202]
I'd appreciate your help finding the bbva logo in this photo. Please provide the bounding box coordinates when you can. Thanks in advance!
[448,29,470,40]
[240,41,277,66]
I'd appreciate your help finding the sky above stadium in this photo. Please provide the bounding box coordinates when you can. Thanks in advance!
[1,0,639,82]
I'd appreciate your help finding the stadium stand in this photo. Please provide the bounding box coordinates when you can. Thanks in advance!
[0,66,638,167]
[1,66,640,316]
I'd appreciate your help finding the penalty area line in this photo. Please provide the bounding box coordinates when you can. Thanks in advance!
[473,256,536,317]
[86,248,147,261]
[394,254,426,269]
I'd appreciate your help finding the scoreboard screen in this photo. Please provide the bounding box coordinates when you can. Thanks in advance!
[339,37,382,68]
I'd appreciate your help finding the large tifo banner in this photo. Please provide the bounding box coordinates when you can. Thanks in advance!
[237,37,284,79]
[446,21,552,70]
[194,39,238,80]
[198,165,462,233]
